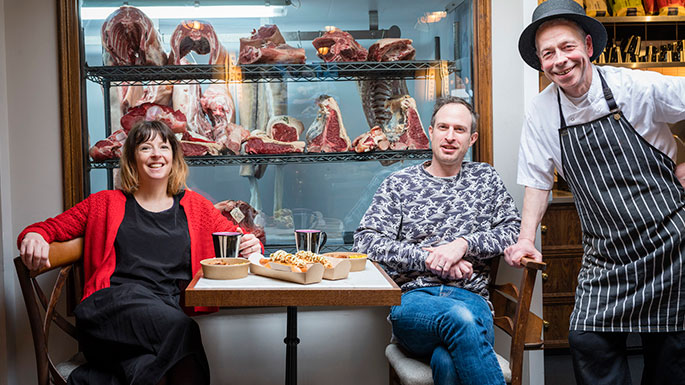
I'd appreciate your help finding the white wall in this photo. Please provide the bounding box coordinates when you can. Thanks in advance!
[0,0,11,380]
[2,0,63,383]
[491,1,544,385]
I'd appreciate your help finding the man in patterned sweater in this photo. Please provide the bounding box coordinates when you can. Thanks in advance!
[354,97,520,385]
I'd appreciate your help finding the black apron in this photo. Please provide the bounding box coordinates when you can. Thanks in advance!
[558,70,685,333]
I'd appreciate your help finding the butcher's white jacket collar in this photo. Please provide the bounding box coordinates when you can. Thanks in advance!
[517,64,681,190]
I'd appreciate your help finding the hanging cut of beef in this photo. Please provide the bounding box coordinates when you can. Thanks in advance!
[168,20,228,65]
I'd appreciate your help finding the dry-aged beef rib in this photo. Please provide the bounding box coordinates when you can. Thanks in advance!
[239,43,306,65]
[305,95,352,153]
[239,24,305,65]
[367,38,416,61]
[266,116,304,142]
[168,20,228,65]
[179,131,222,156]
[385,95,429,150]
[120,103,187,133]
[244,131,305,154]
[352,126,390,153]
[90,129,128,161]
[214,200,266,245]
[312,30,367,62]
[240,24,286,48]
[357,79,409,129]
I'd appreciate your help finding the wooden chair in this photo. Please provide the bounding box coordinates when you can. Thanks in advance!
[14,238,86,385]
[386,257,546,385]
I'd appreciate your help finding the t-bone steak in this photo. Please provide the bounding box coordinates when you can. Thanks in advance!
[266,116,304,142]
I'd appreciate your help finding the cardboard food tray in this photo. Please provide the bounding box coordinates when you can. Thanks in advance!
[323,252,368,272]
[322,257,351,280]
[249,259,325,284]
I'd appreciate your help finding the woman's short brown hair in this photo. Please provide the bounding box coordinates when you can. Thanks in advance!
[118,120,188,195]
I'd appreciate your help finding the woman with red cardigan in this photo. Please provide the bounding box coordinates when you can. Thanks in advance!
[18,120,262,385]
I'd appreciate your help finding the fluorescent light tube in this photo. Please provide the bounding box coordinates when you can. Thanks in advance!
[81,5,288,20]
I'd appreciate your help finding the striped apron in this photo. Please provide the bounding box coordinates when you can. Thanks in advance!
[558,70,685,333]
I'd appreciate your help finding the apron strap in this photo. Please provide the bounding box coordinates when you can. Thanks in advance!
[597,69,619,112]
[556,89,567,128]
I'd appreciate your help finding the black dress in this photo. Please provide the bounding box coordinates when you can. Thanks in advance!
[68,192,210,385]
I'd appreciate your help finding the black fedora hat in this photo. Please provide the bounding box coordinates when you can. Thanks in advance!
[518,0,607,71]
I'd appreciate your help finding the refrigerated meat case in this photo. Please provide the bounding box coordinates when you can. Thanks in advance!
[60,0,491,253]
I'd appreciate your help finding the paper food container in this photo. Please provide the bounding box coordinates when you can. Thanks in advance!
[201,258,250,280]
[322,257,351,280]
[323,252,368,272]
[250,260,325,284]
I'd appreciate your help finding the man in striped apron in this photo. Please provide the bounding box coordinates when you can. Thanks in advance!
[505,0,685,384]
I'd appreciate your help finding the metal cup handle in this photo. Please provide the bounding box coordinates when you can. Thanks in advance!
[319,232,327,250]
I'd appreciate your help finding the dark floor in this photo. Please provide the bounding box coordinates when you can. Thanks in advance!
[544,334,644,385]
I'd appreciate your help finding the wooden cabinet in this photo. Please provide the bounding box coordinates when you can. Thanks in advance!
[540,200,582,349]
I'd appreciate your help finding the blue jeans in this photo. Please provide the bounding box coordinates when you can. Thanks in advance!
[389,286,505,385]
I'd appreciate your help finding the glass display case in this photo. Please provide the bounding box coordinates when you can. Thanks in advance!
[58,0,492,251]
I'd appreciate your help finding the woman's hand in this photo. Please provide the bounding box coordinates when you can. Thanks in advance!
[238,233,261,257]
[20,232,50,271]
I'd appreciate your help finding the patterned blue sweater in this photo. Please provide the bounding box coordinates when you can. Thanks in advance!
[353,161,521,298]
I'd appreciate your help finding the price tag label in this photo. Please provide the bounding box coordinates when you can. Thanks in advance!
[230,207,245,223]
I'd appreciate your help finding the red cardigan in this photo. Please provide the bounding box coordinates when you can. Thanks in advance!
[17,189,251,312]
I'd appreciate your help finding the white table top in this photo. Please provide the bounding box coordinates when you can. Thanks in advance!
[193,262,395,290]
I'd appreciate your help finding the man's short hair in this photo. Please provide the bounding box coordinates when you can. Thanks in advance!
[430,96,478,134]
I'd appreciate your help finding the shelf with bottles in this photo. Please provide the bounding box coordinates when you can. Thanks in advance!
[593,15,685,66]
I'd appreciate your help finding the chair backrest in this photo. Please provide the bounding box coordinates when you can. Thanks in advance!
[489,257,546,385]
[14,238,84,385]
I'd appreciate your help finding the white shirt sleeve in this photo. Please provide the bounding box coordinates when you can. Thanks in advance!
[517,110,556,190]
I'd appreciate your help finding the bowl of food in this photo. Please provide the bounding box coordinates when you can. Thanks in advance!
[322,252,368,272]
[201,258,250,280]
